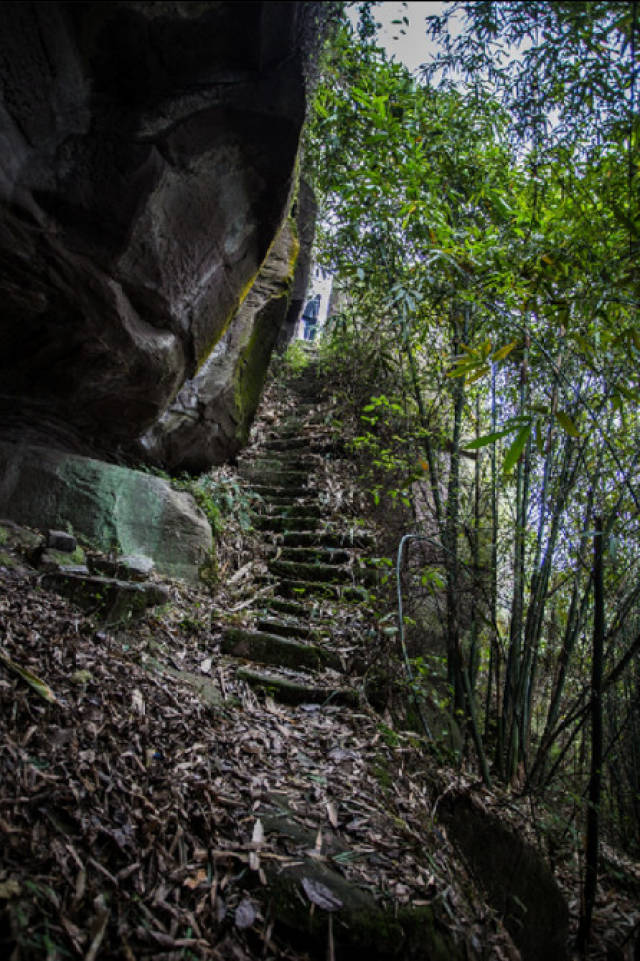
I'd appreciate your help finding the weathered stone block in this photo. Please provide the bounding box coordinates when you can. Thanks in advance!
[41,571,169,625]
[46,530,77,552]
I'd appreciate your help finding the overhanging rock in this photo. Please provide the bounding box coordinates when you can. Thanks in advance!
[0,1,316,454]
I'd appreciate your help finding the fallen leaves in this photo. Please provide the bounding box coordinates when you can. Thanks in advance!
[1,365,636,961]
[301,877,343,912]
[0,649,57,703]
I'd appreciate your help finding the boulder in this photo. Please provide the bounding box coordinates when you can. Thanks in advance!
[0,2,320,458]
[260,859,467,961]
[436,786,569,961]
[0,442,211,583]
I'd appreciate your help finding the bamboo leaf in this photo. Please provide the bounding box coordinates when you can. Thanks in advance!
[492,340,519,362]
[555,410,580,437]
[465,428,512,450]
[0,651,57,704]
[464,364,490,384]
[502,424,531,475]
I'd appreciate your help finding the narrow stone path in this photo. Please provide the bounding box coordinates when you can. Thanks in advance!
[221,355,375,709]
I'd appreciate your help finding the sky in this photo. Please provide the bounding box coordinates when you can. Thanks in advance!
[347,2,459,75]
[373,1,447,73]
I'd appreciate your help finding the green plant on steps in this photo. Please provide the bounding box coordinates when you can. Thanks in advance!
[172,474,258,537]
[282,340,311,375]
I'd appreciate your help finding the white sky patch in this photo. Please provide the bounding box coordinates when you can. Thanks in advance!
[348,2,463,76]
[376,1,445,73]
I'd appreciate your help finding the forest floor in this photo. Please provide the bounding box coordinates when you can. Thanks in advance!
[1,353,639,961]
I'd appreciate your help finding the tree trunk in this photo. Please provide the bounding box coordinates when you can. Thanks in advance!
[576,515,604,954]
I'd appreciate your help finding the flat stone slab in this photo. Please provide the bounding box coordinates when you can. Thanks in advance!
[268,559,355,584]
[237,666,358,708]
[268,598,313,618]
[224,627,341,671]
[260,503,324,518]
[240,466,310,488]
[41,571,169,624]
[278,530,374,548]
[277,546,351,565]
[255,515,322,533]
[222,627,336,671]
[242,456,318,472]
[46,529,77,552]
[249,485,318,500]
[264,437,339,454]
[88,553,154,582]
[261,858,466,961]
[276,579,372,604]
[257,617,315,640]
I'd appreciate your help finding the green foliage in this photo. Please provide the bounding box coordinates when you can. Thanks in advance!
[173,475,257,537]
[306,7,640,853]
[282,340,312,374]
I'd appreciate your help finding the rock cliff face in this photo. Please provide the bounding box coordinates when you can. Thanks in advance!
[140,215,299,474]
[0,0,316,461]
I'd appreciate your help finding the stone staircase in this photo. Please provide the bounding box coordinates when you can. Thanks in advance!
[221,358,375,708]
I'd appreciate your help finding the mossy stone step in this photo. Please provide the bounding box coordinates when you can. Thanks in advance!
[254,515,323,533]
[276,422,333,438]
[276,530,375,548]
[41,571,169,624]
[237,667,358,708]
[275,578,372,603]
[221,628,339,671]
[257,617,316,640]
[268,559,355,584]
[246,456,318,471]
[268,598,313,618]
[264,437,309,451]
[275,546,351,565]
[240,467,309,488]
[261,858,466,961]
[249,485,317,500]
[259,503,324,519]
[264,437,340,455]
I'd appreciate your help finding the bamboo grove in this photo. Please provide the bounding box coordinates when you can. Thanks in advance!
[304,0,640,882]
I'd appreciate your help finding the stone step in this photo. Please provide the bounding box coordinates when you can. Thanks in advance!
[243,455,318,471]
[264,436,309,451]
[254,515,323,533]
[273,546,352,565]
[221,628,340,671]
[237,667,358,708]
[268,559,355,584]
[275,423,333,439]
[268,598,313,618]
[275,530,375,549]
[239,466,309,488]
[256,617,316,640]
[275,579,372,604]
[258,503,324,519]
[264,437,340,455]
[249,485,318,500]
